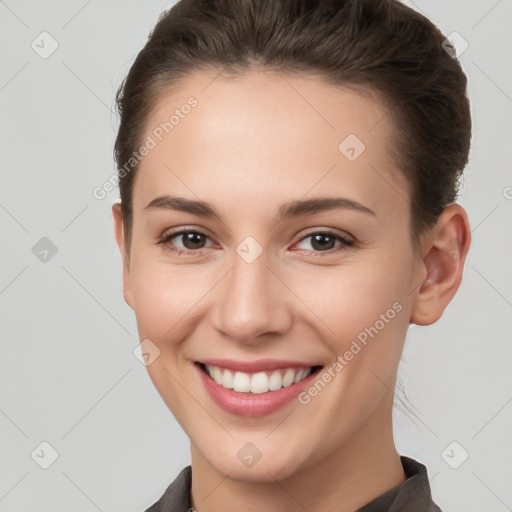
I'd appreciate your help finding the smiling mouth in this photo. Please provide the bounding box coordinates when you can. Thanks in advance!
[195,362,323,394]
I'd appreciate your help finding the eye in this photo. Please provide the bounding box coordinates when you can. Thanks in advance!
[293,230,354,255]
[156,228,354,257]
[157,229,214,256]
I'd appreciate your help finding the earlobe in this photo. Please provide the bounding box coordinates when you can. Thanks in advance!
[410,204,471,326]
[112,202,135,310]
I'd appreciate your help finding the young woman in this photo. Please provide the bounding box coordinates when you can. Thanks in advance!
[112,1,471,510]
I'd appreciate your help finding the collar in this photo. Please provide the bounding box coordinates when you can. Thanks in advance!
[356,456,442,511]
[144,455,442,512]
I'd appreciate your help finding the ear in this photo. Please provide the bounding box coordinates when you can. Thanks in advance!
[112,202,135,310]
[410,203,471,326]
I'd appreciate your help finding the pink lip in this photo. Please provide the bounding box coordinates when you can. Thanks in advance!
[198,358,319,373]
[195,362,321,417]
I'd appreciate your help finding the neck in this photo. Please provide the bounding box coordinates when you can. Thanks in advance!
[189,396,405,512]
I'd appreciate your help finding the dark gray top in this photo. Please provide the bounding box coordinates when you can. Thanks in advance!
[144,455,442,512]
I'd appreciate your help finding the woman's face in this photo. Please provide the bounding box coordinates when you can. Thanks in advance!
[114,69,427,481]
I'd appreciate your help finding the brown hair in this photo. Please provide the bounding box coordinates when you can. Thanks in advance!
[114,0,471,253]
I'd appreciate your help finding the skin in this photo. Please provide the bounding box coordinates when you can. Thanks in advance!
[112,68,470,512]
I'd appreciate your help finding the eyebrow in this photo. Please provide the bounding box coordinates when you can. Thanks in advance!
[144,195,376,222]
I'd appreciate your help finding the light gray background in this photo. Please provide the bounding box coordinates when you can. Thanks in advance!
[1,1,511,511]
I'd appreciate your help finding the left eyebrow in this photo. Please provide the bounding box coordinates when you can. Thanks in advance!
[276,197,376,220]
[143,195,377,222]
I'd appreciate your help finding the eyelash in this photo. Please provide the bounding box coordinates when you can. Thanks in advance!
[156,228,354,257]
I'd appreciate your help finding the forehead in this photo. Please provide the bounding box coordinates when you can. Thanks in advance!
[133,68,409,225]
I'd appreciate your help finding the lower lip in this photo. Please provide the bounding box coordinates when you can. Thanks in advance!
[195,363,320,417]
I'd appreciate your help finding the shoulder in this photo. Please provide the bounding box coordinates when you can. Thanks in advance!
[357,456,443,512]
[143,466,192,512]
[391,456,443,512]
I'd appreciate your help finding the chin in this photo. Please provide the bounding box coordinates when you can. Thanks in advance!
[204,443,308,483]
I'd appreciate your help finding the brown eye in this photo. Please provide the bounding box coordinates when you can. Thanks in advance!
[310,233,337,251]
[157,230,213,255]
[178,232,207,250]
[295,230,354,254]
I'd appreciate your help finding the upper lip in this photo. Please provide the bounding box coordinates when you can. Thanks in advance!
[196,358,322,373]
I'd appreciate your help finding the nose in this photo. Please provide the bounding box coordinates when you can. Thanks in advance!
[210,249,293,345]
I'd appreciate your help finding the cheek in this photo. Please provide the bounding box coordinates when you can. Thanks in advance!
[288,251,412,357]
[129,252,220,351]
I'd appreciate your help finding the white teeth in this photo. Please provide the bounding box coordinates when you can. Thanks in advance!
[268,370,282,391]
[293,368,305,384]
[212,366,223,384]
[204,364,313,393]
[221,369,234,389]
[250,372,268,394]
[282,368,295,387]
[233,371,251,392]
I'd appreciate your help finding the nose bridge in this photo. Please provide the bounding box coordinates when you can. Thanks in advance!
[213,243,292,343]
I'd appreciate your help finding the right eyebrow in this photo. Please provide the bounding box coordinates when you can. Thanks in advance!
[144,195,223,220]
